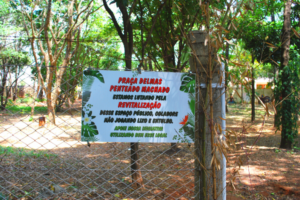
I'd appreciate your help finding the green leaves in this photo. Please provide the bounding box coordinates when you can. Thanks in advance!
[181,125,194,142]
[178,112,195,143]
[110,0,128,7]
[82,70,105,94]
[180,46,191,64]
[0,48,30,65]
[82,122,99,138]
[189,99,195,115]
[81,70,103,140]
[177,73,196,142]
[83,70,105,83]
[179,73,195,94]
[82,76,94,93]
[82,110,99,138]
[274,50,300,144]
[188,93,195,116]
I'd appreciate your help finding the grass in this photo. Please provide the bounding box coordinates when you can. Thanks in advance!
[0,192,8,200]
[228,103,266,116]
[0,146,57,159]
[15,97,46,104]
[16,97,34,104]
[6,105,47,114]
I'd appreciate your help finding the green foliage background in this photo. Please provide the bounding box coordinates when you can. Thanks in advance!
[275,46,300,144]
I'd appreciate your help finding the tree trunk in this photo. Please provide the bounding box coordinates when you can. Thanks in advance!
[103,0,143,188]
[274,65,278,127]
[149,59,153,71]
[46,92,56,125]
[13,67,18,101]
[124,43,132,70]
[280,0,292,149]
[225,42,229,113]
[9,72,13,99]
[38,87,43,100]
[241,85,244,103]
[130,143,143,188]
[45,65,56,125]
[251,55,255,122]
[0,67,8,110]
[31,78,37,118]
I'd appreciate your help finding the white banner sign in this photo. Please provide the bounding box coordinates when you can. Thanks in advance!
[81,70,195,143]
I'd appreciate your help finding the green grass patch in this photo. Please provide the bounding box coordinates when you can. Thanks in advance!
[6,105,47,114]
[228,103,267,116]
[15,97,46,104]
[0,192,8,200]
[0,146,57,159]
[35,98,46,102]
[16,97,34,104]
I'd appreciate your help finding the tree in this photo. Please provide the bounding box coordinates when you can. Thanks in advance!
[0,49,30,110]
[103,0,144,188]
[131,0,200,151]
[279,0,292,149]
[235,0,283,122]
[0,0,30,110]
[55,9,123,112]
[18,0,99,125]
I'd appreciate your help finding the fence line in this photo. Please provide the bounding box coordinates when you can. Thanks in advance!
[0,65,202,199]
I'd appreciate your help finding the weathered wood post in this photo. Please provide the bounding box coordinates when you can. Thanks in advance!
[190,31,226,200]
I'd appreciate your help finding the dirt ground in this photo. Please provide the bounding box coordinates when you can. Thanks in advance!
[0,101,300,199]
[226,103,300,200]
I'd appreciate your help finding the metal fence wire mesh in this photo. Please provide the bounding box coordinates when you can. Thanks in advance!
[0,65,206,200]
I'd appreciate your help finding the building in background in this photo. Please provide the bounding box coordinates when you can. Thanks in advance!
[228,77,273,104]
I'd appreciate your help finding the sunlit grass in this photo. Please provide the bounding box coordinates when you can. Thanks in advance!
[0,146,57,159]
[6,105,47,114]
[228,103,266,116]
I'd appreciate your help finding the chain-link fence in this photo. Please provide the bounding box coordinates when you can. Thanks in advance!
[0,65,201,200]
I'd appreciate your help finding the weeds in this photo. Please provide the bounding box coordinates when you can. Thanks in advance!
[0,146,57,159]
[15,97,45,104]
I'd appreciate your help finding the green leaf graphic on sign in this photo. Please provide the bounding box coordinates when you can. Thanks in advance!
[179,113,195,143]
[82,122,99,137]
[82,91,91,107]
[182,125,194,142]
[82,70,105,106]
[82,110,98,137]
[82,76,94,91]
[178,73,196,143]
[84,70,104,83]
[188,93,195,115]
[180,73,195,93]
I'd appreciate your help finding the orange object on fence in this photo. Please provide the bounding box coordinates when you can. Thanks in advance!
[39,117,45,126]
